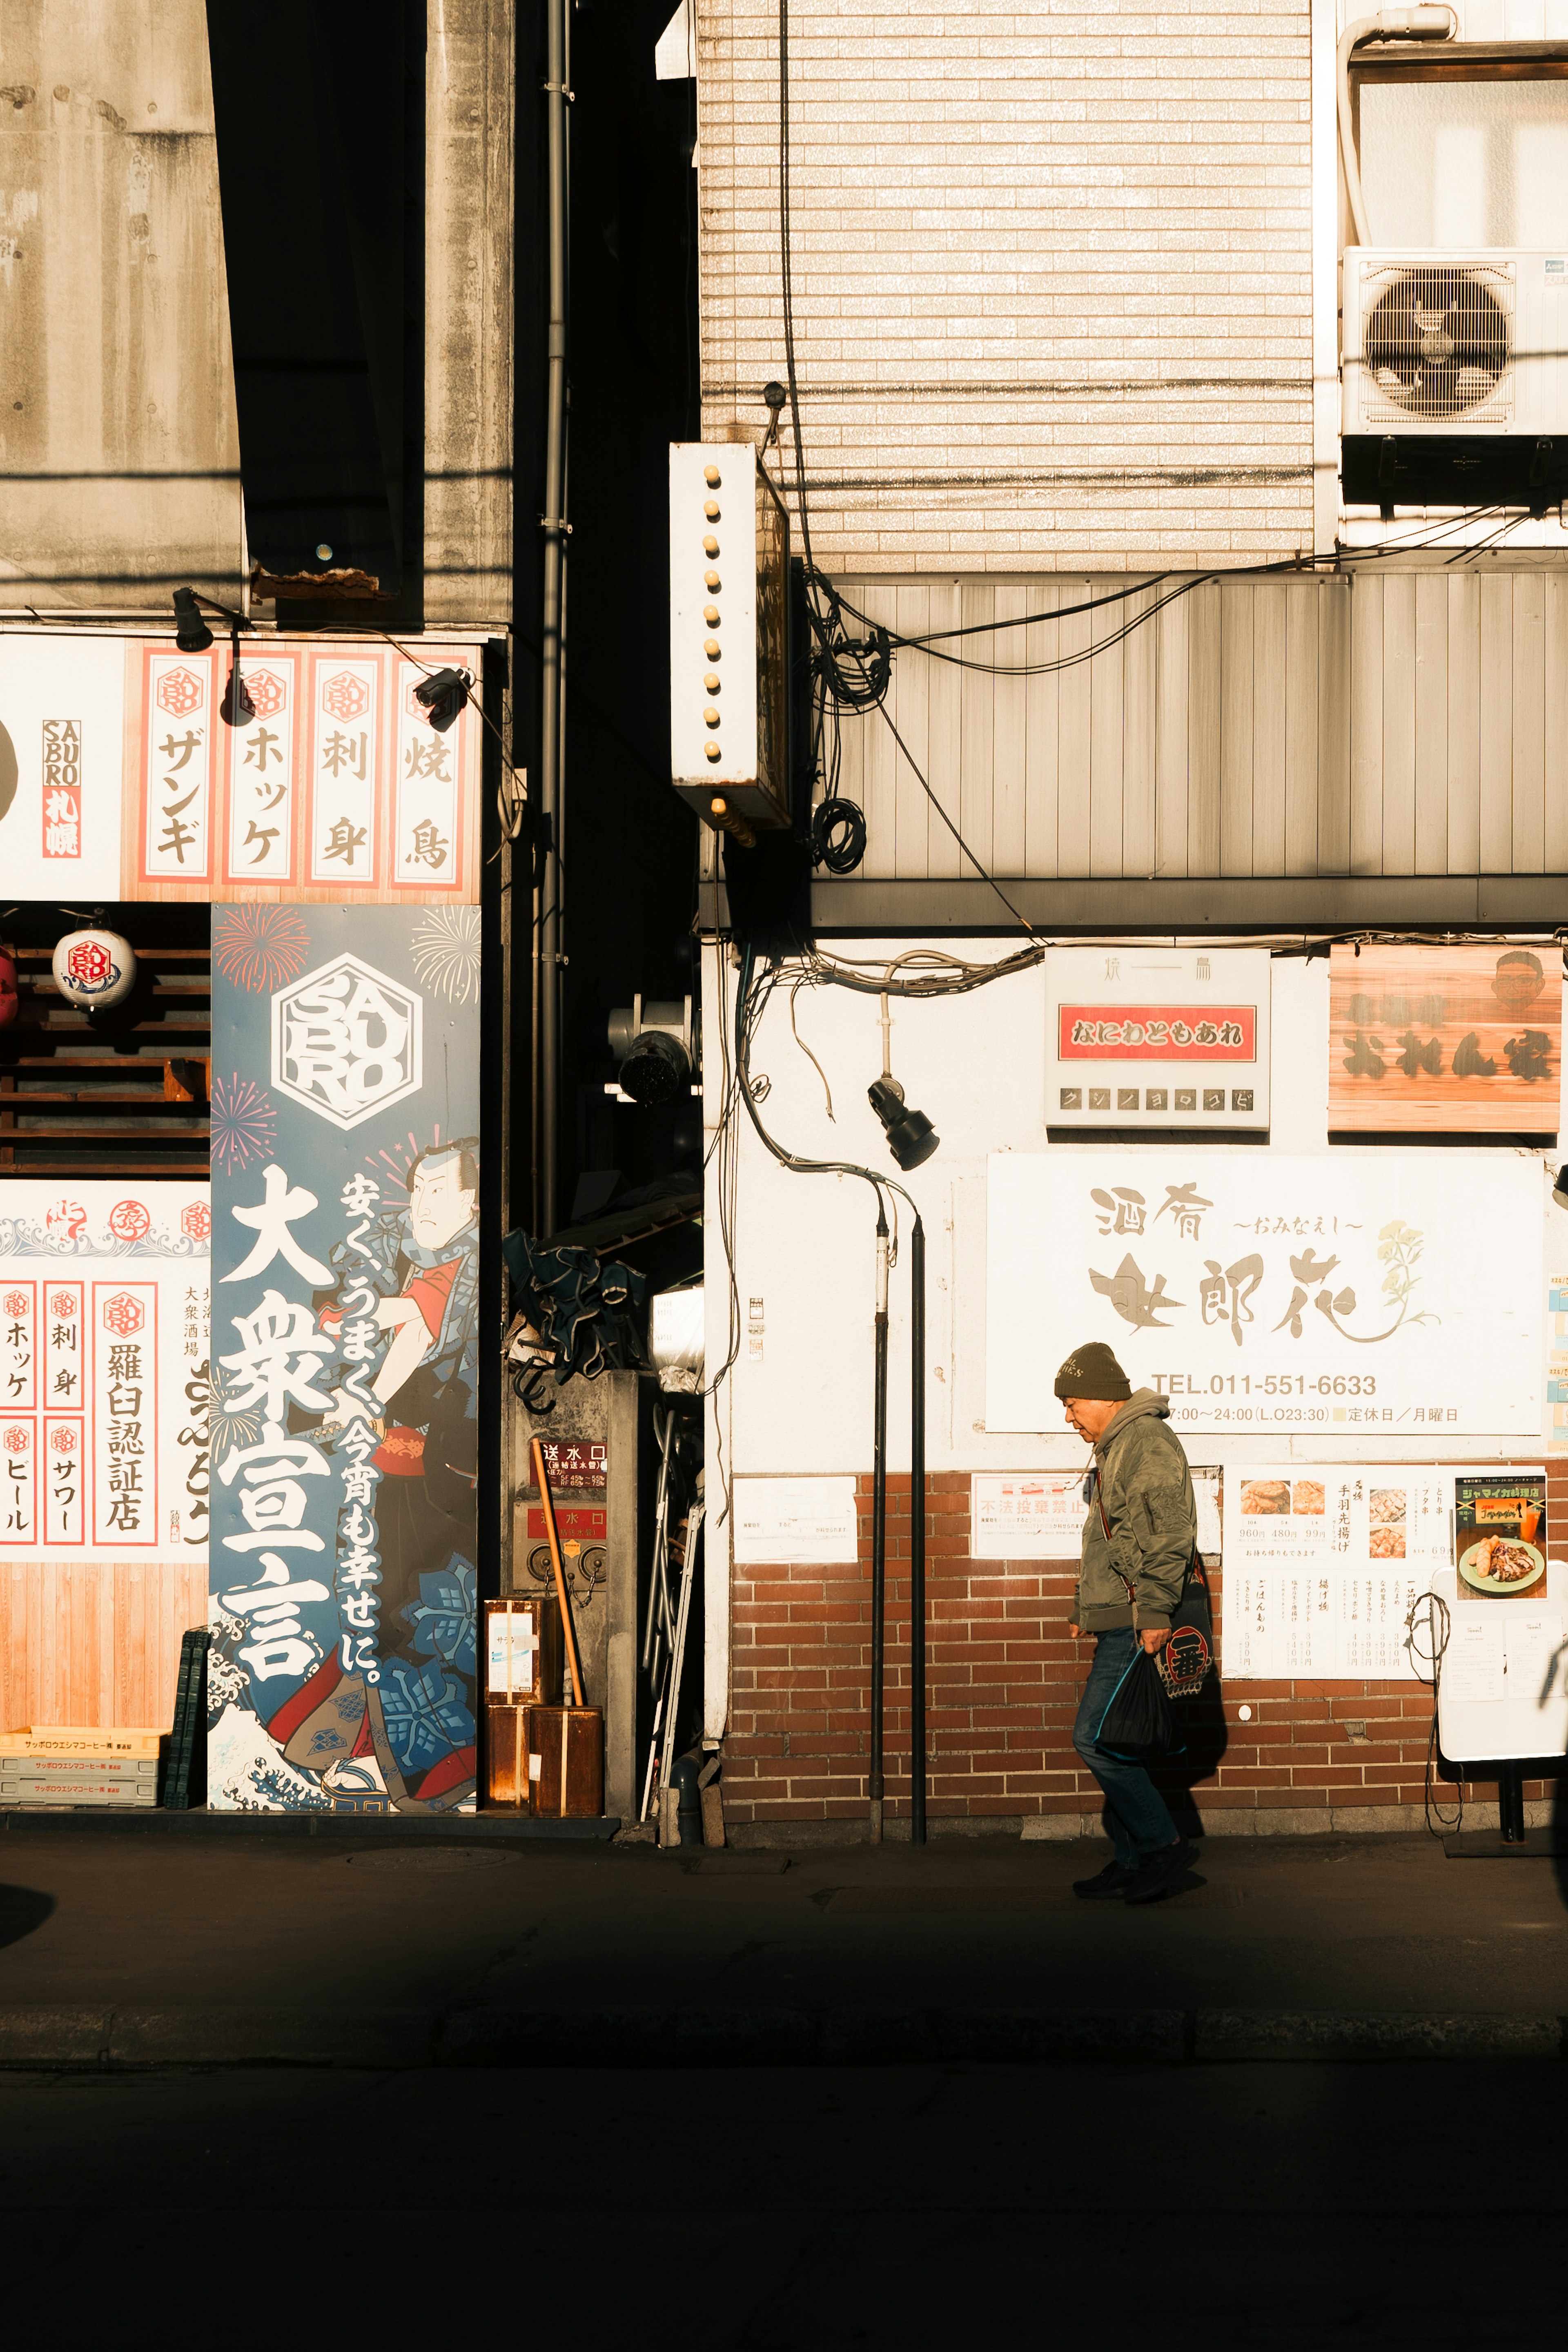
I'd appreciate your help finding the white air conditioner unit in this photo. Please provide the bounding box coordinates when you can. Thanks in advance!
[1343,251,1568,435]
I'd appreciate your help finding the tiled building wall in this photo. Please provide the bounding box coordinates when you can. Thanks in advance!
[723,1468,1566,1835]
[696,0,1314,571]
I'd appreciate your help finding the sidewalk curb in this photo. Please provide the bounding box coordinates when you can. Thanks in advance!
[1,2004,1562,2070]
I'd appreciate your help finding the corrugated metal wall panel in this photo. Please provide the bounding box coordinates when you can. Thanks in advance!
[826,571,1568,881]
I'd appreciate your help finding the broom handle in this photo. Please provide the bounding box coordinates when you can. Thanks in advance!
[531,1436,584,1708]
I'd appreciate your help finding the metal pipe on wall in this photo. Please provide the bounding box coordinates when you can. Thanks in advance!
[536,0,570,1237]
[869,1204,889,1843]
[909,1213,927,1846]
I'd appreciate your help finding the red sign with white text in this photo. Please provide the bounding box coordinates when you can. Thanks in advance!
[1058,1005,1257,1061]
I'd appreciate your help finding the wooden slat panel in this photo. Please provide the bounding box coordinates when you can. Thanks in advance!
[1446,571,1481,874]
[958,583,996,874]
[1479,574,1513,872]
[1023,586,1062,877]
[1381,571,1416,876]
[2,1561,203,1731]
[1121,584,1157,880]
[892,586,932,881]
[1252,582,1287,876]
[1350,571,1383,874]
[1413,571,1448,874]
[1187,582,1222,876]
[1155,589,1190,879]
[1317,578,1352,873]
[924,583,963,879]
[1546,575,1568,874]
[1284,581,1319,876]
[1511,571,1546,874]
[1089,581,1127,876]
[991,586,1029,876]
[1220,584,1254,875]
[1056,579,1093,878]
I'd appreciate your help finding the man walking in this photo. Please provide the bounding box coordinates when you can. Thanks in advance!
[1058,1341,1199,1904]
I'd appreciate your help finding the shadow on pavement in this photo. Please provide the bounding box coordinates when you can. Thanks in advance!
[0,1884,55,1950]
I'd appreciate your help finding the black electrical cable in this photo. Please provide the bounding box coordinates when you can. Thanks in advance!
[734,945,929,1838]
[811,795,867,874]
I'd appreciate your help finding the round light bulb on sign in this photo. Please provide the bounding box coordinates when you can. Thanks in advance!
[53,927,137,1012]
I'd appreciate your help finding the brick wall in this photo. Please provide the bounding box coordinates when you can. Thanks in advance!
[723,1468,1565,1832]
[697,0,1314,571]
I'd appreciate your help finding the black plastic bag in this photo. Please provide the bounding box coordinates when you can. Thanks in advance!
[1094,1644,1179,1760]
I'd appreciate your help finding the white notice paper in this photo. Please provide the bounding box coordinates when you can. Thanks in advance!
[1502,1612,1566,1705]
[733,1477,860,1565]
[487,1617,537,1694]
[1442,1614,1507,1706]
[970,1472,1085,1559]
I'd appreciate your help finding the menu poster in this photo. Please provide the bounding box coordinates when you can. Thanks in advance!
[1454,1471,1548,1603]
[1220,1460,1444,1679]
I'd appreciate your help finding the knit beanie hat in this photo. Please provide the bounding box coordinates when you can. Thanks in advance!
[1054,1341,1131,1402]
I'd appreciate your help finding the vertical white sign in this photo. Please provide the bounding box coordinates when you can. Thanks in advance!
[143,650,216,881]
[309,653,381,885]
[394,663,461,887]
[226,655,296,883]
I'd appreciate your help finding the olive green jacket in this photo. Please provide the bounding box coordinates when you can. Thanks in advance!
[1075,1389,1196,1634]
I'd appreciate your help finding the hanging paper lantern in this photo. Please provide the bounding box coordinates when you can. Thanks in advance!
[52,927,137,1012]
[0,952,16,1030]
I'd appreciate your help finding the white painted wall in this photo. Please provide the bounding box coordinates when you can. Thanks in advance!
[698,932,1567,1730]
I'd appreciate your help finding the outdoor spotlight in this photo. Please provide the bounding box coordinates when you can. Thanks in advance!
[1554,1164,1568,1211]
[172,588,214,652]
[620,1029,691,1106]
[413,666,473,733]
[868,1076,939,1171]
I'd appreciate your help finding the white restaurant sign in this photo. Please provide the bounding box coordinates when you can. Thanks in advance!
[1046,945,1271,1131]
[0,1184,210,1563]
[0,631,483,904]
[987,1150,1544,1437]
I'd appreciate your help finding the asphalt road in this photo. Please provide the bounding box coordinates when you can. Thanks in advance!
[3,2059,1561,2348]
[3,1826,1568,2017]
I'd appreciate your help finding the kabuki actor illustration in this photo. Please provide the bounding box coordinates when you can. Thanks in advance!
[208,905,483,1813]
[987,1149,1545,1438]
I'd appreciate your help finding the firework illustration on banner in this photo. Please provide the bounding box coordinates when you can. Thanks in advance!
[208,906,480,1815]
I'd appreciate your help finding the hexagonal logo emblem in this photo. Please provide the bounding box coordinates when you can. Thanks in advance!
[102,1291,145,1338]
[245,668,288,720]
[156,667,205,718]
[271,953,422,1131]
[322,671,370,722]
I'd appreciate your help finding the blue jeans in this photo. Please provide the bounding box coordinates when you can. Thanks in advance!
[1072,1627,1179,1868]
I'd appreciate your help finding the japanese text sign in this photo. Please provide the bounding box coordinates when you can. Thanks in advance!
[986,1150,1544,1436]
[1328,944,1562,1134]
[0,635,126,898]
[0,1184,209,1562]
[208,905,481,1816]
[133,636,483,901]
[1046,947,1270,1129]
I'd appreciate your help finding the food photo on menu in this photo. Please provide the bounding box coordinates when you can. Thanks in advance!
[1453,1472,1548,1600]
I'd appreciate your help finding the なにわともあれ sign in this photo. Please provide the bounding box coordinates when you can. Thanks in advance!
[208,904,483,1812]
[987,1150,1544,1437]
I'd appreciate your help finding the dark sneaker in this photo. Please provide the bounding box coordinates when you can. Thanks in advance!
[1124,1838,1199,1905]
[1072,1860,1139,1900]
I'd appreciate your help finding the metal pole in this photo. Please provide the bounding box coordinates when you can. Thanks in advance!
[869,1205,889,1842]
[909,1214,926,1846]
[538,0,569,1237]
[1499,1759,1526,1843]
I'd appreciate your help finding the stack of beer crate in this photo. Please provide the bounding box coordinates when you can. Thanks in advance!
[482,1594,561,1806]
[0,1725,165,1808]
